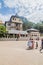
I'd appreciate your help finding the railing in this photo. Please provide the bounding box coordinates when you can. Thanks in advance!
[0,37,28,41]
[0,36,42,41]
[0,38,17,41]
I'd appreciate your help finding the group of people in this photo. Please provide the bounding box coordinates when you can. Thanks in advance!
[27,38,43,53]
[27,39,34,50]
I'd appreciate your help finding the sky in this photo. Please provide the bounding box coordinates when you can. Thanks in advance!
[0,0,43,23]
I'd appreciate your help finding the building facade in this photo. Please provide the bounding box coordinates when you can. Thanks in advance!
[6,15,23,31]
[27,28,40,40]
[5,15,28,38]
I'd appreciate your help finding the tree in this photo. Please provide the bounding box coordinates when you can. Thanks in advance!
[33,22,43,33]
[0,25,6,37]
[23,21,34,30]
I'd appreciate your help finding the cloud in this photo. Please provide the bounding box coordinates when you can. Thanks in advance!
[3,0,19,8]
[0,14,13,23]
[27,11,43,23]
[2,0,43,23]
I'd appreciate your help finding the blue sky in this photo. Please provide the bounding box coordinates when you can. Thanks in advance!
[0,0,43,23]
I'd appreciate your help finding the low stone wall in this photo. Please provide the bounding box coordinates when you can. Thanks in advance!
[0,36,42,41]
[0,37,28,41]
[0,38,17,41]
[18,37,28,41]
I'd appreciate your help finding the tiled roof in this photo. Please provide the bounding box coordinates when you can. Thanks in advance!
[10,15,23,24]
[27,28,39,32]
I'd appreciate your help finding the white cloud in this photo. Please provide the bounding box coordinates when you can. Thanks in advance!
[27,11,43,23]
[3,0,19,8]
[2,0,43,23]
[0,14,13,23]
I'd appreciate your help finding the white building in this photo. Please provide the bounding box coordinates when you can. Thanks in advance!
[27,28,40,40]
[5,15,28,38]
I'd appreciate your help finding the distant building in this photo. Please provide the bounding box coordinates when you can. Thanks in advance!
[5,15,28,38]
[5,15,23,31]
[27,28,40,40]
[0,20,4,25]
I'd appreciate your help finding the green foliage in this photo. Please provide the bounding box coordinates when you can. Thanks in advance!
[23,21,34,30]
[0,25,6,33]
[22,17,43,33]
[0,25,6,37]
[20,16,34,30]
[33,22,43,33]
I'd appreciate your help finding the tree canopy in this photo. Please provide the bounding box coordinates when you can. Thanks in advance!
[23,19,43,33]
[33,22,43,33]
[0,25,6,37]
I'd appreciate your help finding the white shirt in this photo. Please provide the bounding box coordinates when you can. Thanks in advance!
[27,41,32,47]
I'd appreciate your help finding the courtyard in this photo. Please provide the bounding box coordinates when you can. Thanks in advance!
[0,41,43,65]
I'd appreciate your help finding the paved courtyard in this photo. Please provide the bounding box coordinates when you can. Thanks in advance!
[0,41,43,65]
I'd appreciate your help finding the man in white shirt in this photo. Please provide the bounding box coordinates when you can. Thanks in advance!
[27,40,32,49]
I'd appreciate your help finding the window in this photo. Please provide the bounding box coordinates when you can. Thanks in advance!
[13,17,14,20]
[31,34,37,36]
[8,23,11,26]
[26,35,28,37]
[33,34,37,36]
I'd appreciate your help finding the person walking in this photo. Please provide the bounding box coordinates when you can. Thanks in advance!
[36,42,38,49]
[31,40,34,49]
[27,39,32,50]
[40,39,43,53]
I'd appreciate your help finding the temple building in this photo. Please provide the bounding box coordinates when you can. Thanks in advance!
[5,15,28,38]
[27,28,40,40]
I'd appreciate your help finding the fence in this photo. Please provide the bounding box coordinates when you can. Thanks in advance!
[0,37,28,41]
